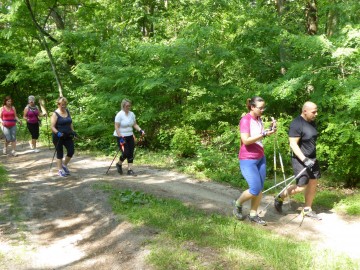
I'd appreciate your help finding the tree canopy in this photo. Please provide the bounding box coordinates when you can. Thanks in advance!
[0,0,359,186]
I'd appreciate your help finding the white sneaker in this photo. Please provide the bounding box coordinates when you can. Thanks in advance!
[33,149,40,153]
[2,148,6,155]
[11,150,18,157]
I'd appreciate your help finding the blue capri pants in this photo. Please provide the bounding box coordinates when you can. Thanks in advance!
[240,156,266,196]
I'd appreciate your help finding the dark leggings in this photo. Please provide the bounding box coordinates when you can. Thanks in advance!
[116,135,135,163]
[53,134,75,159]
[27,122,39,140]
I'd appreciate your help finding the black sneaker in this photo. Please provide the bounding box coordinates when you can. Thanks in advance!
[248,215,267,226]
[116,163,123,175]
[302,208,322,220]
[232,201,244,220]
[274,196,283,213]
[127,169,136,176]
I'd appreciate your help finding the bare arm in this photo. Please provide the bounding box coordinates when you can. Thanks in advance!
[23,108,28,120]
[289,137,306,161]
[241,132,264,146]
[241,128,276,146]
[13,107,21,124]
[133,120,145,135]
[50,112,58,133]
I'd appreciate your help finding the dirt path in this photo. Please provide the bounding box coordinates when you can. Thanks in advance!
[0,145,359,269]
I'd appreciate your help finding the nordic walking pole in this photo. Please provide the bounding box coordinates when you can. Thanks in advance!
[105,137,125,175]
[278,151,286,183]
[16,118,25,149]
[105,149,120,175]
[263,167,307,194]
[133,133,145,160]
[49,137,61,172]
[259,167,307,214]
[260,178,296,214]
[39,98,51,149]
[271,117,277,185]
[273,135,277,185]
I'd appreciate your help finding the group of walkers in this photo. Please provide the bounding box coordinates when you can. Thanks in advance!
[1,96,144,178]
[0,95,43,156]
[233,96,321,225]
[1,94,320,225]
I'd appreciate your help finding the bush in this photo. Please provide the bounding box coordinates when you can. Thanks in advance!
[170,126,200,157]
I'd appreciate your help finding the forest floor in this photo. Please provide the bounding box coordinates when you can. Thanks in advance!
[0,144,359,269]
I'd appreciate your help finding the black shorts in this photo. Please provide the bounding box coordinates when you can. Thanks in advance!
[27,122,40,140]
[292,157,321,186]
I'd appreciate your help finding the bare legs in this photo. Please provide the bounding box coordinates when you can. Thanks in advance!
[236,190,263,212]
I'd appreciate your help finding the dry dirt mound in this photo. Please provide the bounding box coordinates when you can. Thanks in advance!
[0,145,359,269]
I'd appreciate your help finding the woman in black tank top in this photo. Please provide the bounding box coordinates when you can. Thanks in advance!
[50,97,77,177]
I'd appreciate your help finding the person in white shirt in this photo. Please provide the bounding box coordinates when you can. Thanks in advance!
[113,99,145,176]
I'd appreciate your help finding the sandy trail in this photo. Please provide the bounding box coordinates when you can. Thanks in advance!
[0,145,359,269]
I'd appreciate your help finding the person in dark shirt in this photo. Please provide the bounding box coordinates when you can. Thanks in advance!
[274,101,322,220]
[50,97,77,177]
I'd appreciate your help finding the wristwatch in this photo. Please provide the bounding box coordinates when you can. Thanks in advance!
[262,131,268,137]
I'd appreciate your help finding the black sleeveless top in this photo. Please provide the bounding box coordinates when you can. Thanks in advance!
[54,109,73,135]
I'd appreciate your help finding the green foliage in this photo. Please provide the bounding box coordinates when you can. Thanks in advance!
[1,0,359,186]
[110,189,157,209]
[318,118,360,187]
[170,126,200,157]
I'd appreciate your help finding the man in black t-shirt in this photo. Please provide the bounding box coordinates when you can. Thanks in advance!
[274,101,322,220]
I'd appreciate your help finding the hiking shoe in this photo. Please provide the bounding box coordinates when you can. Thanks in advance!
[62,165,70,175]
[248,215,267,226]
[11,150,17,157]
[58,169,67,177]
[116,163,123,175]
[2,148,6,155]
[274,196,283,213]
[302,208,322,220]
[127,169,136,176]
[232,201,244,220]
[33,148,40,153]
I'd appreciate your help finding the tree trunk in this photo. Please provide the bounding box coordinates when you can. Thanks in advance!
[325,4,337,37]
[305,0,318,35]
[25,0,64,97]
[275,0,287,75]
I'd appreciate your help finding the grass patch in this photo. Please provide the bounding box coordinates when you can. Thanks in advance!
[95,184,359,270]
[0,164,26,239]
[334,191,360,215]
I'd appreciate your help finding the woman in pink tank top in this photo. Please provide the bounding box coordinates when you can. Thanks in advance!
[23,95,43,152]
[0,96,22,156]
[232,96,277,225]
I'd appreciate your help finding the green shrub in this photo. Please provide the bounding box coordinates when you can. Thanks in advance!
[170,126,200,157]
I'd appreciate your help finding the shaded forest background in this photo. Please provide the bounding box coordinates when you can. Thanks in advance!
[0,0,359,187]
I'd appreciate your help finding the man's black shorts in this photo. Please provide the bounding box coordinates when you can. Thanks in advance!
[292,157,321,186]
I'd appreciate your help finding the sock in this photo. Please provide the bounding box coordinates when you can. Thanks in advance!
[250,210,257,217]
[235,201,241,207]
